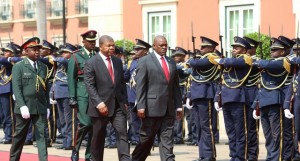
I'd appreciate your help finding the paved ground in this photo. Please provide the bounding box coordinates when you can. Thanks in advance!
[0,111,268,160]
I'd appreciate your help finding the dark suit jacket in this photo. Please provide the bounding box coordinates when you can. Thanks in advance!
[12,58,48,115]
[84,53,128,117]
[135,52,182,117]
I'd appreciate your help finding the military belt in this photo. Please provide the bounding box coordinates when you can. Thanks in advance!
[264,81,276,86]
[224,78,240,83]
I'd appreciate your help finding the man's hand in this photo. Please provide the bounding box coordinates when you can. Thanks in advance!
[185,98,193,110]
[253,110,261,120]
[176,110,183,120]
[137,109,145,119]
[69,98,78,108]
[284,109,294,119]
[47,109,50,119]
[97,102,108,116]
[20,106,30,119]
[214,102,222,111]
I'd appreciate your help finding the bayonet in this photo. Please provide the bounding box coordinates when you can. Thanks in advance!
[258,25,263,59]
[191,22,196,54]
[8,32,11,42]
[297,20,299,57]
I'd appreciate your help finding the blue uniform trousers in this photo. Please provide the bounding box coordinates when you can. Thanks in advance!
[193,99,216,159]
[56,98,73,147]
[223,102,247,161]
[129,103,140,143]
[261,105,283,161]
[294,98,300,159]
[0,93,13,141]
[246,106,259,160]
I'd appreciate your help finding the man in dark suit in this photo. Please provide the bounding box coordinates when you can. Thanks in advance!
[131,35,183,161]
[10,37,49,161]
[84,35,131,161]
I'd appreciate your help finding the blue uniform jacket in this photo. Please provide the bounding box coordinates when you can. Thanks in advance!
[53,57,69,99]
[124,59,138,103]
[188,57,218,100]
[0,57,23,94]
[214,55,252,105]
[251,58,291,109]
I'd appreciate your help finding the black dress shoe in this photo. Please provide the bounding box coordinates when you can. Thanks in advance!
[85,158,94,161]
[187,141,197,146]
[55,140,63,144]
[201,158,216,161]
[131,141,138,145]
[107,143,117,149]
[174,139,184,144]
[24,140,33,145]
[1,139,12,144]
[71,150,79,161]
[56,146,64,149]
[153,142,159,147]
[64,146,73,150]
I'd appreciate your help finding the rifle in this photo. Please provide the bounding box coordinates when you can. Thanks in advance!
[0,36,3,48]
[219,35,224,58]
[191,22,196,56]
[8,32,12,42]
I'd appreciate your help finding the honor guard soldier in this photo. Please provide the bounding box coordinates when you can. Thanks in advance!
[283,38,300,160]
[187,36,220,161]
[252,38,291,161]
[68,30,97,161]
[52,43,78,150]
[0,43,22,144]
[124,39,151,145]
[10,37,50,161]
[39,40,60,146]
[214,36,252,161]
[171,47,190,144]
[243,36,260,161]
[278,35,295,161]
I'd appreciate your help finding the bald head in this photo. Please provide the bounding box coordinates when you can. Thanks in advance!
[152,35,168,56]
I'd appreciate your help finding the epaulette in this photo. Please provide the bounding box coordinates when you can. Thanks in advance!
[243,54,253,66]
[206,52,220,65]
[283,57,291,73]
[15,59,24,64]
[72,49,80,54]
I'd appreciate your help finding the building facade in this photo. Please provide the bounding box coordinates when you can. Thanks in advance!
[0,0,299,55]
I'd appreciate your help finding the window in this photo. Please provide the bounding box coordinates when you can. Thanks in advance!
[0,0,11,21]
[226,5,254,54]
[51,0,63,16]
[148,12,172,54]
[52,35,65,46]
[76,0,88,14]
[25,0,36,19]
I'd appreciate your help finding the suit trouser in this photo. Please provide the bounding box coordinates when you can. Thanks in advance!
[261,105,283,161]
[74,97,92,159]
[132,115,175,161]
[193,98,216,159]
[294,98,300,158]
[56,98,73,147]
[246,107,259,160]
[223,102,247,161]
[90,107,131,161]
[0,93,14,141]
[10,114,47,161]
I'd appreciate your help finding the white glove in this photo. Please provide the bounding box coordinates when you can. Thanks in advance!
[47,109,50,119]
[253,110,261,120]
[284,109,294,119]
[214,102,222,111]
[20,106,30,119]
[12,94,15,100]
[50,98,57,104]
[214,58,221,63]
[185,98,193,110]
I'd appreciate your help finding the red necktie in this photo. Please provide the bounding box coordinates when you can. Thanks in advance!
[161,56,169,81]
[106,57,114,84]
